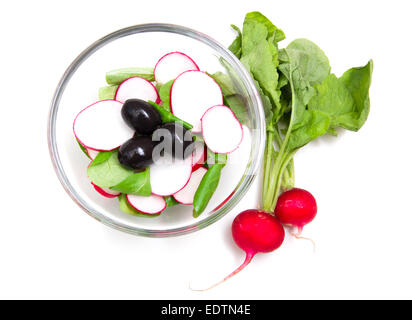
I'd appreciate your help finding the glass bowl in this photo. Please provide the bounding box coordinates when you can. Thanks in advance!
[47,23,265,237]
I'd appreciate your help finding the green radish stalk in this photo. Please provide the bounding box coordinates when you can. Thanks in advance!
[105,67,154,85]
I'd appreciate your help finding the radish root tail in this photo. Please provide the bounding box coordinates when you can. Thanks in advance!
[190,253,254,292]
[290,228,316,253]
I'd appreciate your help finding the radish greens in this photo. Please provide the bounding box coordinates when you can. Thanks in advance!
[229,12,373,212]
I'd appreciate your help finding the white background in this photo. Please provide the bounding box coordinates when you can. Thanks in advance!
[1,0,411,299]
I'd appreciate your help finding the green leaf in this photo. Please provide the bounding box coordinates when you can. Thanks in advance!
[223,94,248,125]
[164,196,180,208]
[210,72,248,124]
[105,67,154,85]
[307,60,373,132]
[87,151,134,188]
[278,39,330,127]
[308,74,354,123]
[279,39,331,86]
[148,101,193,130]
[337,60,373,131]
[111,168,151,195]
[158,80,174,111]
[255,80,274,125]
[210,72,237,96]
[76,139,91,159]
[244,12,285,43]
[240,12,283,114]
[287,110,331,151]
[278,39,331,129]
[88,150,114,167]
[118,194,160,217]
[228,24,242,58]
[277,73,289,90]
[278,50,330,152]
[279,62,315,128]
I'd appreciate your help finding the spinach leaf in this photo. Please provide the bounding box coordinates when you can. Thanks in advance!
[98,85,118,100]
[158,80,174,111]
[118,194,160,217]
[148,101,193,130]
[88,150,114,167]
[76,139,91,159]
[87,150,134,188]
[111,168,151,196]
[105,67,154,85]
[164,196,180,208]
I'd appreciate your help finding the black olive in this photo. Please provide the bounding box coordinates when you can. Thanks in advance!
[152,122,194,159]
[118,136,157,170]
[121,99,162,135]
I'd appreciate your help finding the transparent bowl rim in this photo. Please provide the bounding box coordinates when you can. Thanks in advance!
[47,23,265,237]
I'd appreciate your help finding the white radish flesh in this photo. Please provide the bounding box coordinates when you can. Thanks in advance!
[201,105,243,154]
[192,140,206,171]
[173,167,208,205]
[170,71,223,132]
[73,100,134,151]
[154,52,199,85]
[150,154,193,196]
[126,194,166,215]
[115,77,160,104]
[91,183,121,198]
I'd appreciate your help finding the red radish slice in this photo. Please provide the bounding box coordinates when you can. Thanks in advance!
[170,71,223,132]
[173,167,208,205]
[201,105,243,154]
[150,154,193,196]
[73,100,134,151]
[86,148,99,160]
[91,182,120,198]
[192,141,206,171]
[126,194,166,215]
[115,77,160,104]
[154,52,199,85]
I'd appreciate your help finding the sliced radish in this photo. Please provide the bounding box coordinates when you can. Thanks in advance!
[170,71,223,132]
[126,194,166,215]
[192,140,206,171]
[91,182,121,198]
[86,148,99,160]
[173,167,208,205]
[115,77,160,104]
[154,52,199,85]
[150,153,193,196]
[201,105,243,154]
[73,100,134,151]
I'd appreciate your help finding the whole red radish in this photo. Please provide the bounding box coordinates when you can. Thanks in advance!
[195,210,284,290]
[275,188,317,245]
